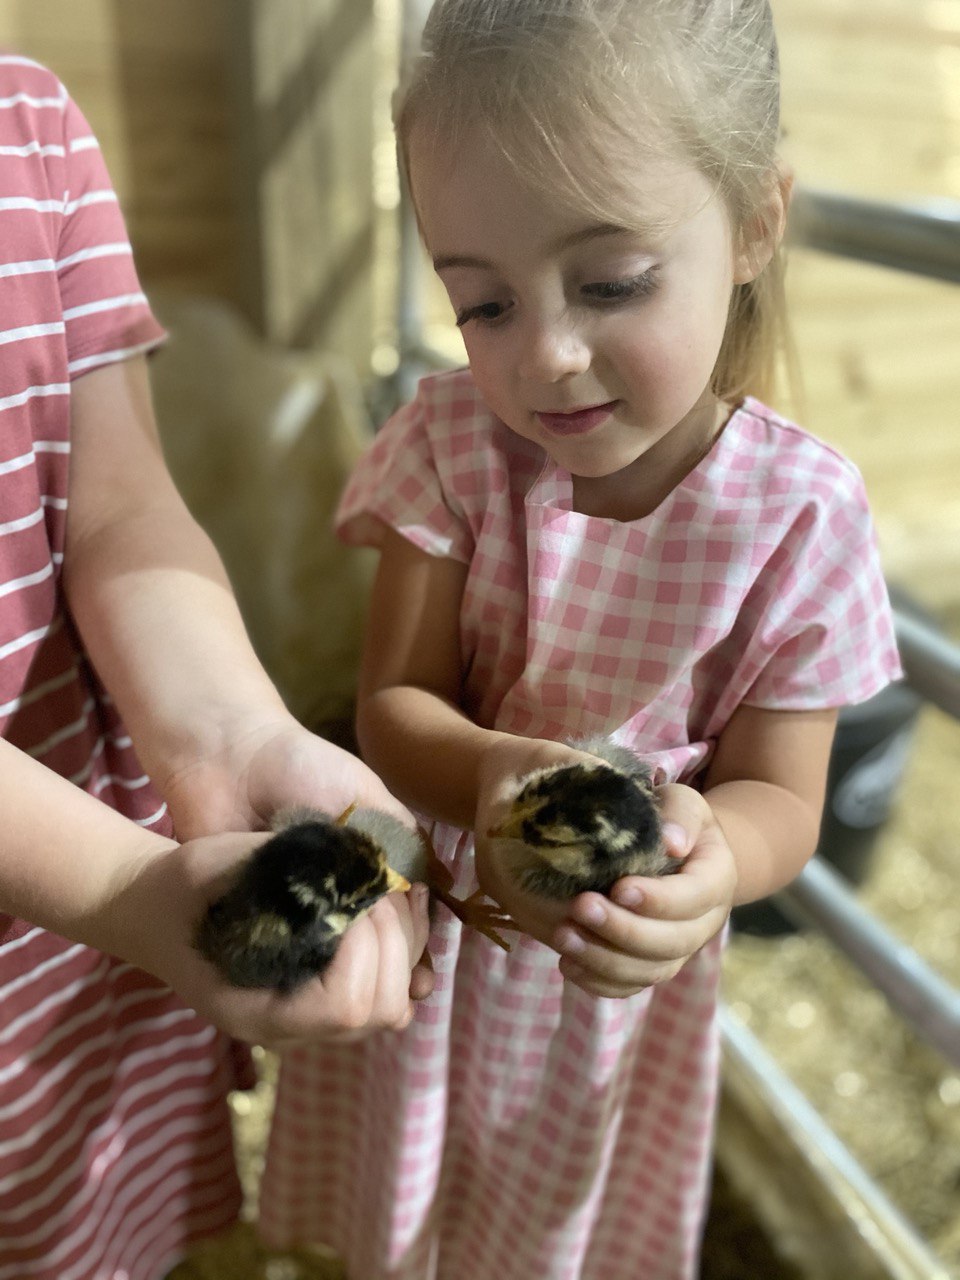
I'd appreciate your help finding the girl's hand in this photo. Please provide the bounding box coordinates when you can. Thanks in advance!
[106,828,433,1050]
[552,783,737,999]
[473,734,618,946]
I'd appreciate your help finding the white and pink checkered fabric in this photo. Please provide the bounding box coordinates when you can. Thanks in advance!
[259,370,901,1279]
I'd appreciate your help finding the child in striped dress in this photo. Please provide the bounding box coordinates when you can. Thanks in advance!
[259,2,903,1278]
[0,54,431,1280]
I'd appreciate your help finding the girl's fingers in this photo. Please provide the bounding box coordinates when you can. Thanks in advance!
[555,905,700,965]
[609,828,737,924]
[558,955,683,999]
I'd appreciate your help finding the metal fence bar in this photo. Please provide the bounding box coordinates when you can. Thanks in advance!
[791,188,960,283]
[775,858,960,1067]
[894,609,960,720]
[719,1007,954,1280]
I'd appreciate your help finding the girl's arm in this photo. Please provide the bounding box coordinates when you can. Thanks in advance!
[699,701,839,904]
[354,526,482,825]
[356,527,588,825]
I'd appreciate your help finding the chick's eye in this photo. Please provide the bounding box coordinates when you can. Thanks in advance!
[455,299,512,328]
[581,269,659,305]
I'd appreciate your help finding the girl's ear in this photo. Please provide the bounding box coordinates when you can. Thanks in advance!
[733,166,794,284]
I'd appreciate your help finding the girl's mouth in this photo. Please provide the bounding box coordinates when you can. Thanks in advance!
[536,401,618,437]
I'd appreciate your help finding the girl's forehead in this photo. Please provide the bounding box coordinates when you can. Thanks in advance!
[408,123,721,252]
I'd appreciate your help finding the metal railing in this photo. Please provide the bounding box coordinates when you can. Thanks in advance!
[791,188,960,283]
[773,609,960,1069]
[777,850,960,1068]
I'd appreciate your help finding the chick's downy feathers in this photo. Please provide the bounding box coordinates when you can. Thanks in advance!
[196,804,513,995]
[195,806,411,994]
[488,737,678,898]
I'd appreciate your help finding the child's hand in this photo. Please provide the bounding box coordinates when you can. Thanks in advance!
[551,783,737,998]
[473,734,616,946]
[139,712,437,1026]
[157,711,413,840]
[104,828,432,1050]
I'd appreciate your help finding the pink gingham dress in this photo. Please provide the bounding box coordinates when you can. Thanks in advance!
[259,370,901,1279]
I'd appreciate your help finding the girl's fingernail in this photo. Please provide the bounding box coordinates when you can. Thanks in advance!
[576,899,607,927]
[662,822,688,853]
[555,927,586,956]
[614,886,643,908]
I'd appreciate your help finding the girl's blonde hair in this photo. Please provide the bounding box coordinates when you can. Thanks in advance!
[396,0,788,403]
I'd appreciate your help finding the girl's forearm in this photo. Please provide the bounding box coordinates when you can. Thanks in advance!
[357,685,511,828]
[0,737,173,948]
[704,778,823,905]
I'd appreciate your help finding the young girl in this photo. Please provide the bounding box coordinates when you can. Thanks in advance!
[261,1,902,1276]
[0,53,431,1280]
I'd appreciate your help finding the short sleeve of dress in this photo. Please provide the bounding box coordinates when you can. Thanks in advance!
[336,383,475,564]
[54,84,166,375]
[741,458,902,710]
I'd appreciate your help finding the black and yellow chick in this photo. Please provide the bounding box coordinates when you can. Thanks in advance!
[196,805,513,994]
[487,738,680,899]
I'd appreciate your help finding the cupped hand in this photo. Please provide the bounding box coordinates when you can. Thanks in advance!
[107,827,433,1050]
[473,734,616,946]
[552,783,737,998]
[143,711,436,1027]
[158,710,412,839]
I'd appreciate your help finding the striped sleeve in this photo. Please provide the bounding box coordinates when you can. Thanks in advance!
[54,80,165,376]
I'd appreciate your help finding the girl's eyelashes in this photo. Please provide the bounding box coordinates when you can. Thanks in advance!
[581,268,660,304]
[451,268,659,328]
[454,299,512,328]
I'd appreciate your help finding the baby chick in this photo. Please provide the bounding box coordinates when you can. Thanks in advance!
[487,737,679,899]
[196,805,512,994]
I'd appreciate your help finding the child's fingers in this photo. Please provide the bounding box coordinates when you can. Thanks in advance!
[554,907,719,972]
[607,868,717,922]
[558,952,684,997]
[609,826,737,923]
[656,782,708,851]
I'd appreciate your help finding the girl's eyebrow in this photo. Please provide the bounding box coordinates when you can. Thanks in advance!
[432,223,638,273]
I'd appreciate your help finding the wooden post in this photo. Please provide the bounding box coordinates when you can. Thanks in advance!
[227,0,378,364]
[1,0,378,369]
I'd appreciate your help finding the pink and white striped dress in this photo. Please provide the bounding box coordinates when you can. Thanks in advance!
[260,369,902,1279]
[0,57,244,1280]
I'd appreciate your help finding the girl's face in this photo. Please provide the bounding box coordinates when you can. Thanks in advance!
[409,126,767,505]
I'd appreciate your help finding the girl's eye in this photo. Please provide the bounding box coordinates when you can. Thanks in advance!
[581,270,659,304]
[454,300,512,328]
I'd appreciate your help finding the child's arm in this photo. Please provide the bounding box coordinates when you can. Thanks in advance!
[547,702,839,997]
[63,355,288,788]
[356,527,649,948]
[355,528,596,824]
[3,354,435,1038]
[0,734,430,1045]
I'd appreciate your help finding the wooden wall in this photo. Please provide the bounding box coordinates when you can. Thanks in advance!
[0,0,378,366]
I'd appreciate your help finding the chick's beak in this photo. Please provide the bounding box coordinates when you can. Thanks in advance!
[487,815,523,840]
[487,796,542,841]
[385,866,412,893]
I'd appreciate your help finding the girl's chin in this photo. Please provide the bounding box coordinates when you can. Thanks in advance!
[551,444,650,479]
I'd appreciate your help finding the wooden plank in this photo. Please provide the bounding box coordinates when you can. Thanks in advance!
[231,0,377,363]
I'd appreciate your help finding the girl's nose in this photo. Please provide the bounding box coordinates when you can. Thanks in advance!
[517,313,591,382]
